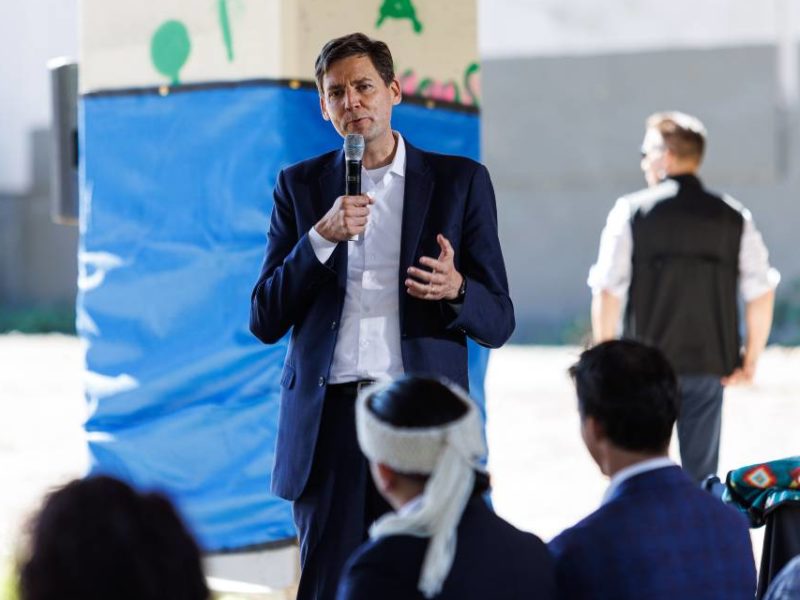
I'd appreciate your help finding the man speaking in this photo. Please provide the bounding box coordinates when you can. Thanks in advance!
[250,33,513,600]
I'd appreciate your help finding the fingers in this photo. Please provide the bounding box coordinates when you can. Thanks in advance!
[343,205,370,218]
[339,195,371,237]
[341,194,373,208]
[404,277,443,300]
[317,195,373,241]
[721,368,744,387]
[406,239,459,300]
[418,256,448,272]
[436,234,453,258]
[343,216,368,228]
[406,266,447,285]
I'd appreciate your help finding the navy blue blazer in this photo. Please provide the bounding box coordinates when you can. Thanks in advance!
[250,140,514,500]
[336,497,556,600]
[548,465,757,600]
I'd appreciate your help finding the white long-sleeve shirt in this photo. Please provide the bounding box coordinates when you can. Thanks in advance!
[308,134,407,384]
[588,181,780,302]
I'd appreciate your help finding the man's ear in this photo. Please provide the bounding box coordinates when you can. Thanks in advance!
[319,95,330,121]
[583,415,606,445]
[390,77,402,106]
[662,147,679,172]
[375,463,397,492]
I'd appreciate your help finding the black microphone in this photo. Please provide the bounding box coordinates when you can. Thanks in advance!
[344,133,365,241]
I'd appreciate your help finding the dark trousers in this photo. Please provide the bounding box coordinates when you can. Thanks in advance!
[677,374,724,484]
[293,385,391,600]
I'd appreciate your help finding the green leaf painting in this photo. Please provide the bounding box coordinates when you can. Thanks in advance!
[376,0,423,34]
[151,20,191,85]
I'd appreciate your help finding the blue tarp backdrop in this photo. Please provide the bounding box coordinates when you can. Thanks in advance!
[78,83,486,551]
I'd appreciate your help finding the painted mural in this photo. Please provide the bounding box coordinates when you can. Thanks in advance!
[82,0,480,107]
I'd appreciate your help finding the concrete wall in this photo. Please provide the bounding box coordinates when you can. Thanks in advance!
[0,2,78,314]
[482,45,800,341]
[0,130,78,310]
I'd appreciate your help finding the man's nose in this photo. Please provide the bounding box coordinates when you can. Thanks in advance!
[344,88,361,110]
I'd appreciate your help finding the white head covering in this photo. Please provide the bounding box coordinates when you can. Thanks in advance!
[355,378,487,598]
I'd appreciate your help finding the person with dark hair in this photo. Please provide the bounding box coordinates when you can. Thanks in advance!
[18,475,209,600]
[336,376,555,600]
[588,110,779,484]
[548,340,756,600]
[250,32,513,600]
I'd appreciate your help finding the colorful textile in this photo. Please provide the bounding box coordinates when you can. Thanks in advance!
[723,457,800,527]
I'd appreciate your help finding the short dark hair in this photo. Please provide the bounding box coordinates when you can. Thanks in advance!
[19,476,209,600]
[569,340,679,454]
[365,376,489,493]
[314,32,395,94]
[646,111,707,163]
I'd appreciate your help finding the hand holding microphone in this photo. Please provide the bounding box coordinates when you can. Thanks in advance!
[314,134,374,242]
[345,133,366,242]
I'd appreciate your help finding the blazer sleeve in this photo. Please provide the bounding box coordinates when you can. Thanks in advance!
[445,164,515,348]
[249,169,337,344]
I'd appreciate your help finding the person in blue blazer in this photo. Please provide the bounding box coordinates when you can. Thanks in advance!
[336,376,556,600]
[250,33,513,600]
[548,340,756,600]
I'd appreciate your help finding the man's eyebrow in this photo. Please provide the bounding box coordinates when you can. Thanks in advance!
[327,76,374,91]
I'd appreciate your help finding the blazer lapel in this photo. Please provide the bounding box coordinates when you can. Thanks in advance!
[398,141,434,331]
[318,151,349,298]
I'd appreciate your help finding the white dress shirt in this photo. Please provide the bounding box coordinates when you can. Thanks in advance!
[601,457,676,505]
[588,182,781,302]
[308,133,407,383]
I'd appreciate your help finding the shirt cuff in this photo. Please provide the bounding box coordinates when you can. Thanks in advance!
[308,227,338,264]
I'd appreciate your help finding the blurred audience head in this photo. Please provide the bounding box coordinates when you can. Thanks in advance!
[569,340,679,474]
[18,475,209,600]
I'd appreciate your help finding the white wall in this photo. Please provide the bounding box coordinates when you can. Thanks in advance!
[0,0,78,194]
[478,0,797,58]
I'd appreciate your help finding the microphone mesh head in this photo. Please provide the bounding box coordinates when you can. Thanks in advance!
[344,134,365,160]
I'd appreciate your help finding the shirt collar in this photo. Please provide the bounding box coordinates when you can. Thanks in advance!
[387,132,406,178]
[602,456,676,505]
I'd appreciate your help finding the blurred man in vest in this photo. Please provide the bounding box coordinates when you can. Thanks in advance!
[588,111,779,483]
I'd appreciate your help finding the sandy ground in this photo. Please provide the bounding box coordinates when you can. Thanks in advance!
[2,334,799,582]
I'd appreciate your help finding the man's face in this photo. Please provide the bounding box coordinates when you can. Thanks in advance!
[640,128,668,187]
[319,54,401,144]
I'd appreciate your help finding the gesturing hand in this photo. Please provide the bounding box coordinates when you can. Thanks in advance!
[405,234,464,301]
[314,194,375,242]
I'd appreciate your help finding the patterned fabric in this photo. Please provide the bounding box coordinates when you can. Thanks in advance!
[548,466,756,600]
[723,457,800,527]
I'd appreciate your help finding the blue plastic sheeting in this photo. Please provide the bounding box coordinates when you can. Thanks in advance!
[79,83,487,551]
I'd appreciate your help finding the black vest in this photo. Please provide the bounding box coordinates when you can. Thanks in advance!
[624,175,743,375]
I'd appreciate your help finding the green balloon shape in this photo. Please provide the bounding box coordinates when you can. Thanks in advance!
[151,20,191,85]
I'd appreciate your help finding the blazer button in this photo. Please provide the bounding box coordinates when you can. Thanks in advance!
[331,320,337,330]
[318,376,326,387]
